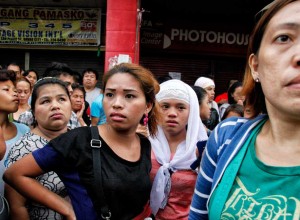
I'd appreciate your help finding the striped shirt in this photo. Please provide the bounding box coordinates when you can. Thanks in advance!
[188,114,267,220]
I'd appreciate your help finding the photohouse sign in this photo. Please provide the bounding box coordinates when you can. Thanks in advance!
[141,27,249,56]
[0,7,101,47]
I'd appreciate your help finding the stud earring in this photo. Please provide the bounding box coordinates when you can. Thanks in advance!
[255,77,260,83]
[143,113,148,126]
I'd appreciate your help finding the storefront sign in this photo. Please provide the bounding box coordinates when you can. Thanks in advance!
[141,22,249,56]
[0,7,101,47]
[169,29,248,46]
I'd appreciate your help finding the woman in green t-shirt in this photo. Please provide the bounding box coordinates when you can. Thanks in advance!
[189,1,300,219]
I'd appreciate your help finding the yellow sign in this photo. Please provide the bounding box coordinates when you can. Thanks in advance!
[0,7,101,47]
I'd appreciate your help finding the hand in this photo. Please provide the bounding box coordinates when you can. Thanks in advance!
[63,200,76,220]
[237,99,244,106]
[65,214,76,220]
[76,102,85,119]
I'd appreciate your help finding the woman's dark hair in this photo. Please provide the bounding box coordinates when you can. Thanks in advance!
[22,69,39,80]
[43,62,77,82]
[221,104,244,121]
[31,77,70,120]
[72,71,83,85]
[103,63,160,136]
[157,75,172,84]
[227,81,243,104]
[242,0,297,117]
[192,86,208,105]
[0,70,16,83]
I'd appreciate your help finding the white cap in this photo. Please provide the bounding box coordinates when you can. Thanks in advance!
[194,77,215,89]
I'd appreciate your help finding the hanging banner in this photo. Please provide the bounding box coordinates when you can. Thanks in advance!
[0,7,101,47]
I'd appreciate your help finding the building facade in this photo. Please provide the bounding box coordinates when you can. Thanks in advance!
[0,0,273,95]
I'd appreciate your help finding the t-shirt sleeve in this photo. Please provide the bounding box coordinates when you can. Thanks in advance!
[17,123,30,134]
[6,138,31,167]
[91,100,100,118]
[32,144,65,172]
[48,127,92,167]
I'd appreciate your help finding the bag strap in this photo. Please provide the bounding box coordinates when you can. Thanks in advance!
[90,126,111,220]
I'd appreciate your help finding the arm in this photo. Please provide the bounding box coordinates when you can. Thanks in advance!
[3,154,76,220]
[189,132,219,220]
[5,184,29,220]
[76,102,87,127]
[90,96,104,126]
[0,126,6,160]
[90,102,100,126]
[91,117,100,126]
[188,149,214,220]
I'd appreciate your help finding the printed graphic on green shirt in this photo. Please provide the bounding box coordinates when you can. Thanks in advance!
[222,176,300,219]
[221,135,300,220]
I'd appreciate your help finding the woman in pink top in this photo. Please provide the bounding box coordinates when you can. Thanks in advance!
[150,79,207,219]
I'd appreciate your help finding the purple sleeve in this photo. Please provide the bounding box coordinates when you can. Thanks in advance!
[32,144,64,172]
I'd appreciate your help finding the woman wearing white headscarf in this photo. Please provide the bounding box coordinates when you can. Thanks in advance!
[194,77,220,130]
[149,79,207,219]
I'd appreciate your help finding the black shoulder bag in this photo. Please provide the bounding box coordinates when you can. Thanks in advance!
[90,126,111,220]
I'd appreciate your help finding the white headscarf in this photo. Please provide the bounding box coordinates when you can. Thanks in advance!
[194,77,215,89]
[194,77,220,116]
[150,79,208,215]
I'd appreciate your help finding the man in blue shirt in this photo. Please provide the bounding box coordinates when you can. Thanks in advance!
[91,93,106,125]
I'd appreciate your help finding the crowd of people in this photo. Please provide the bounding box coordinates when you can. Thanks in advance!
[0,0,299,219]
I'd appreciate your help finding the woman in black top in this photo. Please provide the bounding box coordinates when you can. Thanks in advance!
[4,63,160,220]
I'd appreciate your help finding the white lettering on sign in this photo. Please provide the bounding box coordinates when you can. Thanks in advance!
[170,28,249,46]
[141,31,163,45]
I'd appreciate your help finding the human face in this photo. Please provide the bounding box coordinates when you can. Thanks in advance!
[103,73,151,132]
[204,86,215,102]
[70,88,84,112]
[58,74,74,85]
[231,86,245,104]
[26,71,37,86]
[58,74,75,95]
[7,65,21,80]
[159,99,189,137]
[200,94,211,120]
[0,80,19,113]
[249,1,300,120]
[16,81,31,105]
[244,106,253,119]
[83,72,97,90]
[34,84,71,131]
